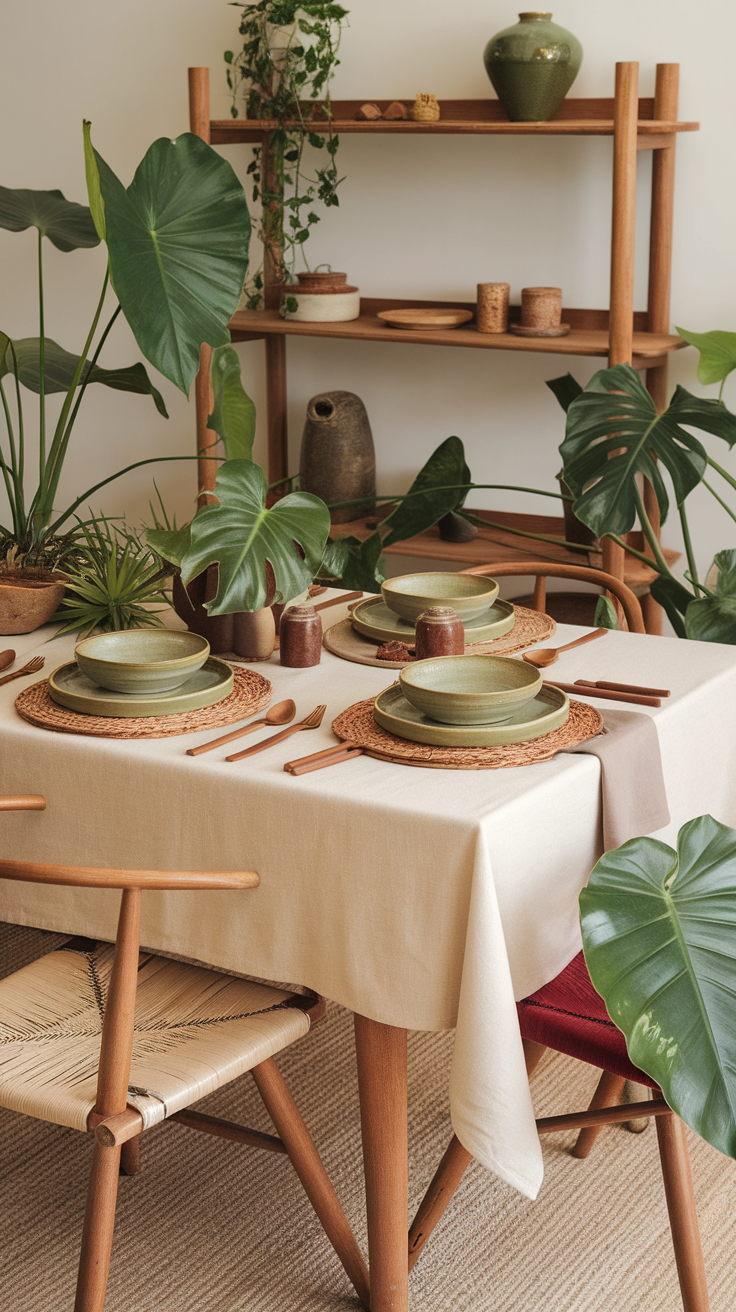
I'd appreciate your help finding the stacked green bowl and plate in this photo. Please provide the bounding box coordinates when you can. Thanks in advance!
[350,571,517,646]
[48,630,234,718]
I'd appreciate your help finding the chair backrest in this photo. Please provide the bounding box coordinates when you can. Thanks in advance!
[459,561,645,634]
[1,795,259,1123]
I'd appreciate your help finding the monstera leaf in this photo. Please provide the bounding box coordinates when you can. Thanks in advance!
[319,532,386,593]
[560,364,736,537]
[677,327,736,387]
[0,337,167,416]
[685,550,736,644]
[580,815,736,1158]
[180,460,330,613]
[381,436,471,547]
[0,186,100,250]
[206,345,255,461]
[89,129,250,394]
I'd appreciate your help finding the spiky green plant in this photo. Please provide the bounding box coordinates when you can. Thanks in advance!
[54,519,169,637]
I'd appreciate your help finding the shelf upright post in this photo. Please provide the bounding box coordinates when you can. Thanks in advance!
[642,63,680,634]
[188,68,218,503]
[605,61,640,598]
[262,131,289,488]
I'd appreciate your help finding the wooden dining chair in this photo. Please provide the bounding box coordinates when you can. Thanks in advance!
[407,950,709,1311]
[0,795,368,1312]
[459,561,646,634]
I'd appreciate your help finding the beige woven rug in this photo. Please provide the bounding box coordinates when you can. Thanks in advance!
[0,922,734,1311]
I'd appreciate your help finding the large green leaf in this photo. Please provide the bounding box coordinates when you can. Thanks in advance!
[319,532,385,593]
[0,186,100,251]
[676,327,736,387]
[146,522,192,570]
[685,550,736,644]
[560,364,736,537]
[207,345,255,461]
[0,337,167,416]
[92,131,250,395]
[381,436,471,548]
[546,372,583,413]
[649,575,692,639]
[580,815,736,1158]
[180,460,330,613]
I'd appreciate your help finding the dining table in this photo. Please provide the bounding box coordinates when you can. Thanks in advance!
[2,589,736,1312]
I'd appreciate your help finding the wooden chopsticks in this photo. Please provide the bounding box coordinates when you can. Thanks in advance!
[313,591,363,612]
[575,679,671,698]
[284,742,363,774]
[545,680,666,708]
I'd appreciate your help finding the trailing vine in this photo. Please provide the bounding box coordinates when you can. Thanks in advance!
[225,1,349,305]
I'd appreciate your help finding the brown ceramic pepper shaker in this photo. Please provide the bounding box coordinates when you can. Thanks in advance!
[279,604,323,667]
[414,607,465,661]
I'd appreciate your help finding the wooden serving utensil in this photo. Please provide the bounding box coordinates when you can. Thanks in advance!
[522,628,607,668]
[186,699,297,756]
[226,704,327,762]
[0,655,44,688]
[0,649,15,672]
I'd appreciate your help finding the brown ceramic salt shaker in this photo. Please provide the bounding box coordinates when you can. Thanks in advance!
[414,607,465,661]
[279,604,323,667]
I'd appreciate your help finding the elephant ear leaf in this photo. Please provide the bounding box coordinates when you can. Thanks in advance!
[180,460,330,613]
[0,185,99,250]
[1,337,167,416]
[382,436,471,548]
[207,345,256,461]
[580,814,736,1158]
[684,550,736,644]
[92,129,250,395]
[676,327,736,388]
[559,364,717,538]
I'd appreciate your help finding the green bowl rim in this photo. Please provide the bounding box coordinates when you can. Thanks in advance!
[382,572,498,599]
[75,629,210,672]
[399,653,541,704]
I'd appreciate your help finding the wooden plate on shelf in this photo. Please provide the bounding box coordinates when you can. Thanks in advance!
[350,595,516,644]
[373,682,569,747]
[376,308,474,331]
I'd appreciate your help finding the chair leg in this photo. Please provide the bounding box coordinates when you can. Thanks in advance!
[656,1114,710,1312]
[251,1057,370,1310]
[571,1071,627,1159]
[523,1037,547,1078]
[408,1135,472,1273]
[119,1137,141,1176]
[74,1140,122,1312]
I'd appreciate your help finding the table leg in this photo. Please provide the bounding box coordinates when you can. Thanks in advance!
[354,1014,408,1312]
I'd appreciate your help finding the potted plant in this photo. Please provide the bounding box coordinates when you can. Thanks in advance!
[0,121,251,633]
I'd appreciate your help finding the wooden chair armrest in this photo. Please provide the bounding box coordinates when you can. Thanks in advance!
[0,860,259,890]
[0,795,46,810]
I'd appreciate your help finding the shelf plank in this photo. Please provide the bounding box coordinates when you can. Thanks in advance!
[228,305,687,363]
[211,98,698,143]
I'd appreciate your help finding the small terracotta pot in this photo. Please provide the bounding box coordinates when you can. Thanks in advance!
[232,608,276,661]
[0,573,66,635]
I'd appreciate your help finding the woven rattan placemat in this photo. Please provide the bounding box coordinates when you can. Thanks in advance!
[331,695,603,769]
[322,604,556,669]
[14,666,272,739]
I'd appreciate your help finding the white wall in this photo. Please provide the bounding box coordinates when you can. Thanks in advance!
[1,0,734,590]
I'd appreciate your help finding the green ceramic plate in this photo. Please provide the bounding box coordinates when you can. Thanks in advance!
[48,657,234,718]
[373,682,569,747]
[351,596,516,644]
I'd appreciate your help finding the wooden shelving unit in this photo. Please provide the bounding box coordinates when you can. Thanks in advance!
[188,65,699,631]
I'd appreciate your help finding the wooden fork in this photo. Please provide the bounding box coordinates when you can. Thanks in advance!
[226,704,327,762]
[0,656,45,688]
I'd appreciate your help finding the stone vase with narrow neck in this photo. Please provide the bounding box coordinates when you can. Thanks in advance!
[484,12,583,122]
[299,390,376,524]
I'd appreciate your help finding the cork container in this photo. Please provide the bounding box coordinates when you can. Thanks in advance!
[476,283,510,334]
[280,604,323,667]
[520,286,562,330]
[414,607,465,661]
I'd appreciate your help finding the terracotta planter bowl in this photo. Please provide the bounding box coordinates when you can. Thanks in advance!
[399,653,542,725]
[381,572,499,624]
[0,575,66,635]
[75,629,210,694]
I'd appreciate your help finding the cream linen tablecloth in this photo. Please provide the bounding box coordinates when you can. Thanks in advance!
[2,595,736,1199]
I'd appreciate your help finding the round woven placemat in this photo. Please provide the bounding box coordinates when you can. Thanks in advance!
[332,696,603,769]
[14,665,272,739]
[322,604,556,669]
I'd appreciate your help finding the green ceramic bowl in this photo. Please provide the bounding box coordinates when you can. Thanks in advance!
[74,629,210,695]
[399,654,542,726]
[381,572,499,623]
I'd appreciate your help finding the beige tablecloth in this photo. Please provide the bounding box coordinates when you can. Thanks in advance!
[2,595,736,1199]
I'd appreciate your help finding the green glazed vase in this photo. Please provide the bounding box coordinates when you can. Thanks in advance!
[484,12,583,122]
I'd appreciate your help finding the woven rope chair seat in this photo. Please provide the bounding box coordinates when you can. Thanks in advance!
[0,943,311,1132]
[517,951,658,1089]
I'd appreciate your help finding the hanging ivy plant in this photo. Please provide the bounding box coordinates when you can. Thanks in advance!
[225,1,349,304]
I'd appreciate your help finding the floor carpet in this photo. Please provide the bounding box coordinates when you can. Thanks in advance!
[0,922,734,1311]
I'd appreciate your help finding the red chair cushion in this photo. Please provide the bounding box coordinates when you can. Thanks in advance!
[517,951,658,1090]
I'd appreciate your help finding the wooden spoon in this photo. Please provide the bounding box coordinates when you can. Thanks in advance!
[522,627,607,669]
[186,698,297,756]
[0,649,15,673]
